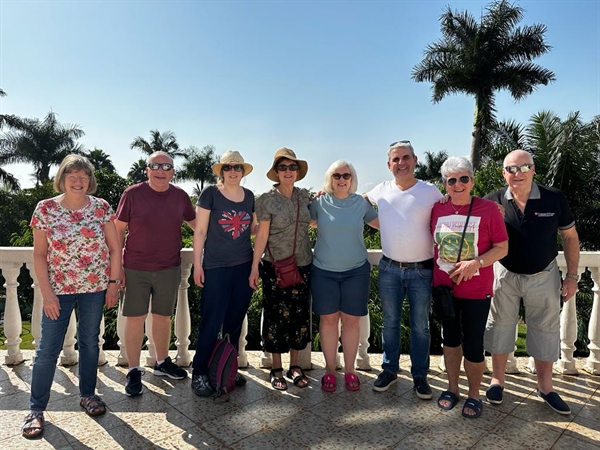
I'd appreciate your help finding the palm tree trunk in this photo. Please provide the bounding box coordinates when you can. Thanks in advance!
[470,95,486,171]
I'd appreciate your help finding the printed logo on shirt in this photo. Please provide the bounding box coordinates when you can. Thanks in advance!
[535,212,555,218]
[218,210,251,239]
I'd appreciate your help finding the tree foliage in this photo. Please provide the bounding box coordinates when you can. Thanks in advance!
[412,0,555,170]
[130,129,187,159]
[415,150,448,182]
[176,145,219,193]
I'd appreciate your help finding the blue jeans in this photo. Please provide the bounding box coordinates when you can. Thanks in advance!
[378,258,432,378]
[192,261,253,376]
[30,290,106,411]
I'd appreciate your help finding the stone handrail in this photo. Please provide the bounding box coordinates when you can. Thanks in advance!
[1,247,599,375]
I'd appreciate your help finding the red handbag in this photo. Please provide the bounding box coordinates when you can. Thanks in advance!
[267,199,303,289]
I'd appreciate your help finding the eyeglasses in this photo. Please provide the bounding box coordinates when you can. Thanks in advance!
[276,164,299,172]
[148,163,173,171]
[332,173,352,180]
[389,140,411,148]
[66,175,90,183]
[446,175,471,186]
[504,163,534,174]
[222,164,244,172]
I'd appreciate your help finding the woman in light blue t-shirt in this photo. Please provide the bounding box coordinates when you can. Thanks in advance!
[309,160,378,392]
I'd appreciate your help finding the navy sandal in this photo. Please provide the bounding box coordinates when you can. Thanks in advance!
[462,398,483,419]
[437,390,460,410]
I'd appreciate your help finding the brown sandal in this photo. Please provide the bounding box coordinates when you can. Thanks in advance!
[80,395,107,417]
[22,411,44,439]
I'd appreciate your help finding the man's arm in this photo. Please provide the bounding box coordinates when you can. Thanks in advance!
[559,226,580,301]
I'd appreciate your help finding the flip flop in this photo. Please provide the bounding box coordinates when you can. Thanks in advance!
[321,373,336,392]
[486,384,504,405]
[437,390,460,410]
[462,397,483,419]
[270,368,288,391]
[286,365,309,388]
[344,372,360,391]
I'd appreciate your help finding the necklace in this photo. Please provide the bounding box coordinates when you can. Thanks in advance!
[451,202,468,215]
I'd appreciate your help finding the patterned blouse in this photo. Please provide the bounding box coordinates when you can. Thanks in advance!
[256,186,313,267]
[30,196,116,294]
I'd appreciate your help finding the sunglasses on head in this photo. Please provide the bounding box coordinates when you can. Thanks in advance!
[148,163,173,171]
[332,173,351,180]
[222,164,244,172]
[276,163,299,172]
[504,163,534,174]
[446,175,471,186]
[389,139,411,148]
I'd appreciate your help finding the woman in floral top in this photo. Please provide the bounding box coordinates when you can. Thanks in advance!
[22,155,121,440]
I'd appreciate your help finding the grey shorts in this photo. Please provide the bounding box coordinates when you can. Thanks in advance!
[484,260,561,362]
[122,266,181,317]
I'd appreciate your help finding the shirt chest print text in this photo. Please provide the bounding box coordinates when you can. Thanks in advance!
[535,212,555,218]
[219,210,251,239]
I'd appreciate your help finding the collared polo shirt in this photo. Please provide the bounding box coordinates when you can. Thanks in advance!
[485,183,575,275]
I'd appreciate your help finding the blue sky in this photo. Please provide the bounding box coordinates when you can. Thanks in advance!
[1,0,599,195]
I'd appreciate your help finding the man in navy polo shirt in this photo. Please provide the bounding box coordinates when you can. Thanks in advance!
[484,149,580,415]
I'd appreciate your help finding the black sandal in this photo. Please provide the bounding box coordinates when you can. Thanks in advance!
[22,411,44,439]
[80,395,107,417]
[286,365,309,388]
[270,368,288,391]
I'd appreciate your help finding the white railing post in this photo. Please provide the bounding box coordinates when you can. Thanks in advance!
[144,311,156,366]
[584,266,600,375]
[238,315,249,368]
[116,298,128,366]
[26,263,43,350]
[555,264,581,374]
[1,263,24,365]
[174,260,193,367]
[60,310,78,366]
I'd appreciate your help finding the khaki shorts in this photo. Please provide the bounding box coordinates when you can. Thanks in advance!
[122,266,181,317]
[484,260,561,362]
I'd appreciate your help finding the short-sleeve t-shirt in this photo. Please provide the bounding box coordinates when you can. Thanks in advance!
[30,195,116,294]
[255,186,312,267]
[485,183,575,275]
[116,182,196,272]
[431,197,508,299]
[309,193,377,272]
[366,180,442,262]
[198,185,255,269]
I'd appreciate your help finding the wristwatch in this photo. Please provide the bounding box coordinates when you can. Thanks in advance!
[108,279,121,285]
[478,258,484,268]
[565,273,579,281]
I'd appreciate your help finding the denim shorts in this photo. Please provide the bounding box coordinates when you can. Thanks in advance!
[310,260,371,316]
[122,266,181,317]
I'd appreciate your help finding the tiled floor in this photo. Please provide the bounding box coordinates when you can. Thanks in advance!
[1,350,598,449]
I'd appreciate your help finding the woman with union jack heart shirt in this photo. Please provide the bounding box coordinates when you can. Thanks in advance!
[190,151,258,397]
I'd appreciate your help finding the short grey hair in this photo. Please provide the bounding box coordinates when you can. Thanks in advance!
[147,151,174,165]
[54,154,97,194]
[440,156,474,182]
[387,141,415,159]
[323,160,358,195]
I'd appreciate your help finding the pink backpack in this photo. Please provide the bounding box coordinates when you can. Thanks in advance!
[207,335,238,397]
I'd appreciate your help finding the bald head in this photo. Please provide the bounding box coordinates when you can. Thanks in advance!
[503,149,534,167]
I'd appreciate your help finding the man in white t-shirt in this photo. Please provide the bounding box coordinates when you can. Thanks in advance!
[365,140,443,398]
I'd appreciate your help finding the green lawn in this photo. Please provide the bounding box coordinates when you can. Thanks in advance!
[0,321,34,350]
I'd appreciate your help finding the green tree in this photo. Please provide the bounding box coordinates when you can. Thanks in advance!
[130,129,187,159]
[0,112,85,184]
[415,150,448,182]
[86,148,116,172]
[127,159,147,184]
[95,169,131,209]
[176,145,218,192]
[412,0,555,170]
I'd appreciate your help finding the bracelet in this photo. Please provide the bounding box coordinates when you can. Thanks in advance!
[565,273,579,281]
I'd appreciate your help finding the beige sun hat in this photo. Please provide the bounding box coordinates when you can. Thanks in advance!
[212,150,253,177]
[266,147,308,182]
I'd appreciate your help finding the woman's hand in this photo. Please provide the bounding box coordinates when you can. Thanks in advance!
[43,292,61,320]
[249,267,260,290]
[105,284,119,309]
[449,259,481,285]
[193,265,205,287]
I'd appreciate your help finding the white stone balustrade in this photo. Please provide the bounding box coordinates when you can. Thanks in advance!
[2,247,599,377]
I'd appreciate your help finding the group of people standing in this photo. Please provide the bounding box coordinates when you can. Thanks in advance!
[21,140,580,439]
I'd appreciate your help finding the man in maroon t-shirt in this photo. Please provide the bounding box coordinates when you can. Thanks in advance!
[115,151,196,397]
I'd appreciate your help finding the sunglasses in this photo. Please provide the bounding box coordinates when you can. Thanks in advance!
[332,173,351,180]
[276,164,299,172]
[148,163,173,171]
[389,139,411,148]
[446,175,471,186]
[222,164,244,172]
[504,163,534,174]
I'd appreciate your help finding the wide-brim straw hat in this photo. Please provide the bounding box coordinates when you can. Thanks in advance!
[212,150,253,177]
[266,147,308,182]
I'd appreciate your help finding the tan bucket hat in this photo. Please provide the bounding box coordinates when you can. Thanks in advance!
[212,150,253,177]
[266,147,308,182]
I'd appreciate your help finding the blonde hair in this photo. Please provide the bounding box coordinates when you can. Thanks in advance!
[53,154,97,194]
[322,160,358,194]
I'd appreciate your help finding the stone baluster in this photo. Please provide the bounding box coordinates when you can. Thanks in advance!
[584,266,600,375]
[144,311,156,366]
[98,315,107,366]
[555,266,581,374]
[116,299,128,366]
[356,313,372,370]
[238,315,249,368]
[174,261,193,367]
[59,310,78,366]
[1,263,24,365]
[27,264,43,349]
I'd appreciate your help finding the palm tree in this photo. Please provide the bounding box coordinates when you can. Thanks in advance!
[411,0,555,170]
[86,148,116,172]
[127,159,148,184]
[415,150,448,182]
[130,129,187,159]
[0,111,85,184]
[176,145,218,190]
